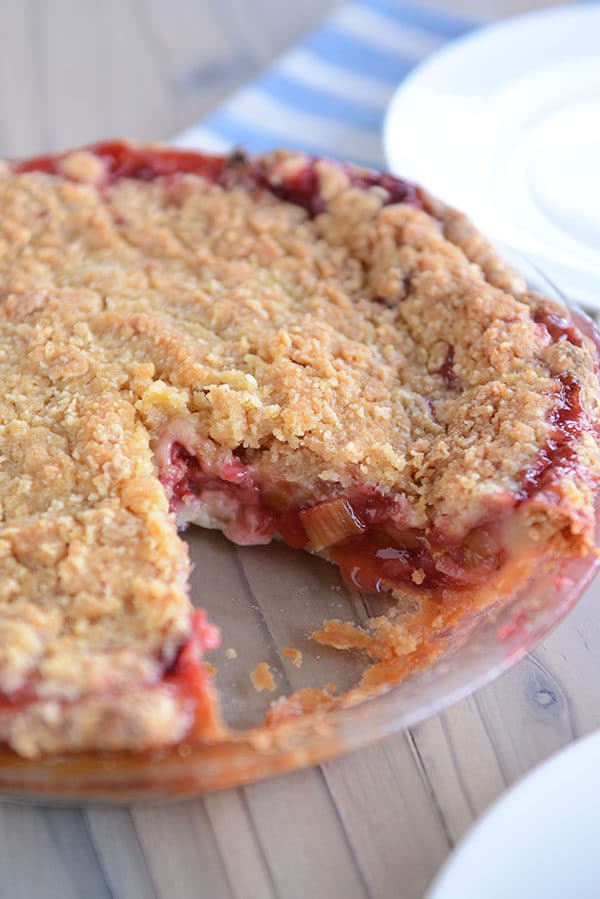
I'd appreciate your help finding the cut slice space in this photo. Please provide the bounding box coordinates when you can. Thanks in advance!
[0,140,599,760]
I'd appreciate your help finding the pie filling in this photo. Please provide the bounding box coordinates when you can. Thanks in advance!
[164,454,509,595]
[157,369,591,601]
[13,140,422,216]
[163,608,221,734]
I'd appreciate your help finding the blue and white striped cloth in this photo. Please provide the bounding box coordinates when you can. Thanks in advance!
[177,0,475,169]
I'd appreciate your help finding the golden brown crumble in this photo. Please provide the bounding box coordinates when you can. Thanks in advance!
[251,662,276,693]
[411,568,426,586]
[282,648,303,668]
[0,142,598,758]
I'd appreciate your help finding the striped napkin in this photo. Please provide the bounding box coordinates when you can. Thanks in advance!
[176,0,474,169]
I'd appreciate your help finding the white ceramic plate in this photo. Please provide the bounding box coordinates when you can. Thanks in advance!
[427,729,600,899]
[383,4,600,310]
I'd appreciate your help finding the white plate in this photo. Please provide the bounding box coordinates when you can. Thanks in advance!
[427,729,600,899]
[383,5,600,310]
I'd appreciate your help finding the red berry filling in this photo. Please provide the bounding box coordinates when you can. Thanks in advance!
[532,308,583,348]
[11,140,423,219]
[518,372,589,501]
[159,438,510,597]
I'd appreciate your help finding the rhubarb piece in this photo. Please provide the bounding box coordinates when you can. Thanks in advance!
[300,497,365,551]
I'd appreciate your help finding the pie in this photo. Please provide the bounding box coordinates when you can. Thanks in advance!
[0,140,598,760]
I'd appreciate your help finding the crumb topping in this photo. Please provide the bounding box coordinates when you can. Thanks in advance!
[251,662,276,692]
[282,647,303,668]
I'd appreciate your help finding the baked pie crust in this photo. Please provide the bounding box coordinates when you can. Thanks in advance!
[0,141,598,759]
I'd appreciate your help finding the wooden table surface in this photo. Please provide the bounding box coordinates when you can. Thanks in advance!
[0,2,591,898]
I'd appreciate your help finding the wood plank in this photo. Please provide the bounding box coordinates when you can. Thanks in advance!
[534,578,600,737]
[204,789,278,899]
[89,0,176,144]
[0,1,45,156]
[410,699,508,844]
[206,0,340,66]
[131,802,234,899]
[36,0,108,149]
[0,805,95,899]
[242,767,372,899]
[408,576,600,886]
[86,808,163,899]
[322,736,451,899]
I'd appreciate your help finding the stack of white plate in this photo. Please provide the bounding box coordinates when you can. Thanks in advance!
[384,4,600,311]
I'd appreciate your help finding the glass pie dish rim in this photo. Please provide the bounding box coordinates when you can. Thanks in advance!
[1,542,597,804]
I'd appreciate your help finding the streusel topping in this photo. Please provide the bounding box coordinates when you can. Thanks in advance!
[4,153,598,518]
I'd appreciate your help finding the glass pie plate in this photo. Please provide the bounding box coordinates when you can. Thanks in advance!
[1,250,598,803]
